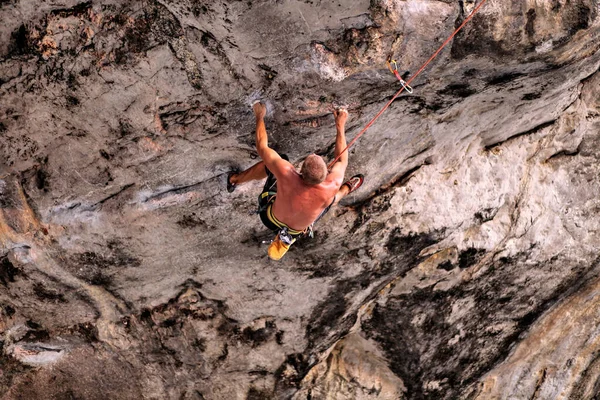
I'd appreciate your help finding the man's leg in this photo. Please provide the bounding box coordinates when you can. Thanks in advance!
[229,161,267,185]
[332,185,350,207]
[333,174,364,206]
[229,102,269,186]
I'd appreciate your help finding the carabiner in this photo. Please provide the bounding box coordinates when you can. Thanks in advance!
[398,78,413,94]
[386,59,413,94]
[386,59,399,74]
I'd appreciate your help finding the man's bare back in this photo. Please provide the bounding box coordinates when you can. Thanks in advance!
[270,164,341,231]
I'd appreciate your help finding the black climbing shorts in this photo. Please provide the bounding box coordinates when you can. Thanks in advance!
[258,154,289,232]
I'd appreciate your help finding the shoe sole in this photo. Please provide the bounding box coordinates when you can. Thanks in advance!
[227,171,238,193]
[344,174,364,194]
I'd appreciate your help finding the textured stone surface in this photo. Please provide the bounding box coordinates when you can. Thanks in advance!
[1,0,600,399]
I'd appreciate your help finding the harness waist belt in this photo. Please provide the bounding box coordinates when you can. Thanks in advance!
[266,203,305,236]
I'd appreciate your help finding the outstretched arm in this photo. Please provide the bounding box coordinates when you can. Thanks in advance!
[254,103,291,178]
[328,109,349,185]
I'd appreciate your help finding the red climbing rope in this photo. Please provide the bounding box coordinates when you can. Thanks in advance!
[328,0,489,169]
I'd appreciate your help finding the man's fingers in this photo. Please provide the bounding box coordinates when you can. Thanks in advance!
[334,108,348,117]
[333,108,348,116]
[334,108,348,124]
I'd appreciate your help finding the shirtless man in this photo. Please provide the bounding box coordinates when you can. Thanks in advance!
[227,102,363,260]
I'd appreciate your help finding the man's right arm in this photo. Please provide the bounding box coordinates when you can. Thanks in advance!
[329,110,349,186]
[255,107,293,179]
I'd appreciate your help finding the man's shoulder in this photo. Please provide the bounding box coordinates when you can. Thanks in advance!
[267,157,294,177]
[310,180,341,203]
[276,162,297,177]
[323,173,344,190]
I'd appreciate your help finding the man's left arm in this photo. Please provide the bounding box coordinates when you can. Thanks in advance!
[255,113,292,178]
[327,109,349,187]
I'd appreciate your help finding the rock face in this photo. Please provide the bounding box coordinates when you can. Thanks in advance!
[1,0,600,398]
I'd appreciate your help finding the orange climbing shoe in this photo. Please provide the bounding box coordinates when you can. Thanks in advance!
[267,229,297,261]
[342,174,364,194]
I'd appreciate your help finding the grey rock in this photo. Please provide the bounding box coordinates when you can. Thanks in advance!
[1,0,600,399]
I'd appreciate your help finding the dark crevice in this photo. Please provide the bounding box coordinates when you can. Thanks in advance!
[529,368,547,400]
[33,282,67,303]
[458,248,486,269]
[438,83,476,98]
[522,92,542,101]
[475,207,498,223]
[10,24,31,56]
[87,183,135,210]
[350,162,428,209]
[247,387,273,400]
[545,142,582,162]
[287,114,331,129]
[438,261,455,271]
[404,144,434,163]
[487,72,525,86]
[0,256,21,286]
[141,176,219,203]
[525,9,537,38]
[484,120,557,150]
[49,1,92,17]
[565,4,592,35]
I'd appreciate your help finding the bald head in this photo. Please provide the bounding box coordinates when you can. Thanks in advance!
[300,154,328,185]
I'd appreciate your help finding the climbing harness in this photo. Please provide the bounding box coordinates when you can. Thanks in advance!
[327,0,489,169]
[277,227,294,246]
[268,227,296,260]
[251,190,276,215]
[386,60,413,94]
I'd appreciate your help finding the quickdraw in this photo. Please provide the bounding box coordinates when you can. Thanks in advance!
[386,59,413,94]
